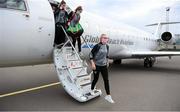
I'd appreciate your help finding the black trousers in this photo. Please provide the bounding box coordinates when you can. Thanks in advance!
[67,30,83,52]
[72,37,81,52]
[91,65,110,95]
[54,24,66,45]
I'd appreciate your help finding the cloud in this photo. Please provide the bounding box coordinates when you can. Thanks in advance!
[56,0,177,19]
[94,0,177,20]
[54,0,180,33]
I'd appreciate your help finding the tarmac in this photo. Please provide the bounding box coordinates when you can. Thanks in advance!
[1,57,180,111]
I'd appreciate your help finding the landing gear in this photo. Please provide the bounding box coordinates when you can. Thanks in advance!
[144,57,155,68]
[113,59,122,64]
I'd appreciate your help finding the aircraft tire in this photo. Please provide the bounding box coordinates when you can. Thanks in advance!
[113,59,122,64]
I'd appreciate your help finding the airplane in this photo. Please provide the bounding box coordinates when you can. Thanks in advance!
[0,0,180,68]
[1,0,180,102]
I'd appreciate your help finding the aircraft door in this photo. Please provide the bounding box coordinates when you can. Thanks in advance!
[0,0,33,65]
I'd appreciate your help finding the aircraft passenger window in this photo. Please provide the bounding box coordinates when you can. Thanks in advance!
[0,0,27,11]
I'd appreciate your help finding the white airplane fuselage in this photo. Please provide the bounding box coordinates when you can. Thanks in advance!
[0,0,158,67]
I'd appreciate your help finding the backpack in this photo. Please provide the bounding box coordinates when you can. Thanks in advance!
[91,43,109,59]
[67,23,83,34]
[67,12,83,34]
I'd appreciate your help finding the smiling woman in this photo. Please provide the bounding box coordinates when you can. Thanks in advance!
[89,34,115,103]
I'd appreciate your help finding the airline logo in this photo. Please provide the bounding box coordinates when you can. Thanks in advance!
[81,34,134,48]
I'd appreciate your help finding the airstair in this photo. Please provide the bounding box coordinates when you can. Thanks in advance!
[53,26,102,102]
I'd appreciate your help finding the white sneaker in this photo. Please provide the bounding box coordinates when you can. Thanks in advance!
[104,95,115,103]
[90,89,95,95]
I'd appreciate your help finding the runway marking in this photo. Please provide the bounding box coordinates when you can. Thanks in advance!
[0,82,61,98]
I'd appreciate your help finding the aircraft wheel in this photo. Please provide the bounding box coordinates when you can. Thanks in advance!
[113,59,122,64]
[149,60,153,67]
[149,57,155,68]
[144,58,149,68]
[144,57,154,68]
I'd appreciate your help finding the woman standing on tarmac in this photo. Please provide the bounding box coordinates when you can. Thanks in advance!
[89,34,115,103]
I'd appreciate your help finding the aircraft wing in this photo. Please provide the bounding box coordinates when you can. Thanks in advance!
[132,51,180,58]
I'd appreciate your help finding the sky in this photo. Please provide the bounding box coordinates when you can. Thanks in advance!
[55,0,180,34]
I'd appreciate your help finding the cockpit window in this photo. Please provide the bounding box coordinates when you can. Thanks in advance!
[0,0,27,11]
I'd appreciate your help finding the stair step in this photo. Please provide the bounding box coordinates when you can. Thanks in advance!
[72,67,87,76]
[67,59,79,61]
[69,69,87,77]
[64,47,72,50]
[75,71,87,77]
[68,60,83,68]
[77,75,91,85]
[72,66,84,69]
[71,66,84,70]
[67,59,80,61]
[62,48,73,54]
[80,82,91,87]
[77,74,90,78]
[66,53,79,61]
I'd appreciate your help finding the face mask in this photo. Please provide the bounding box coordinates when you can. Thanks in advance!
[76,11,81,14]
[60,7,64,10]
[60,5,65,10]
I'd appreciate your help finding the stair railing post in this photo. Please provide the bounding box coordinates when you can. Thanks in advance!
[60,26,82,62]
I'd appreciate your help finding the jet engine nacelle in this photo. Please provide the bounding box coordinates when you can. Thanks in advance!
[161,32,175,44]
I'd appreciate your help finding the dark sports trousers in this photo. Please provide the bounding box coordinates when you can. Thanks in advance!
[67,30,83,52]
[54,24,66,45]
[91,65,110,95]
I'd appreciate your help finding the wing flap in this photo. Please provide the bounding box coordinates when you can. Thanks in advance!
[132,51,180,58]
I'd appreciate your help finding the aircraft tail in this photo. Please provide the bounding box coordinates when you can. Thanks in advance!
[146,22,180,38]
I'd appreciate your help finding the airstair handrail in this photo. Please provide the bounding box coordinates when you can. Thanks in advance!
[59,26,94,77]
[60,26,82,62]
